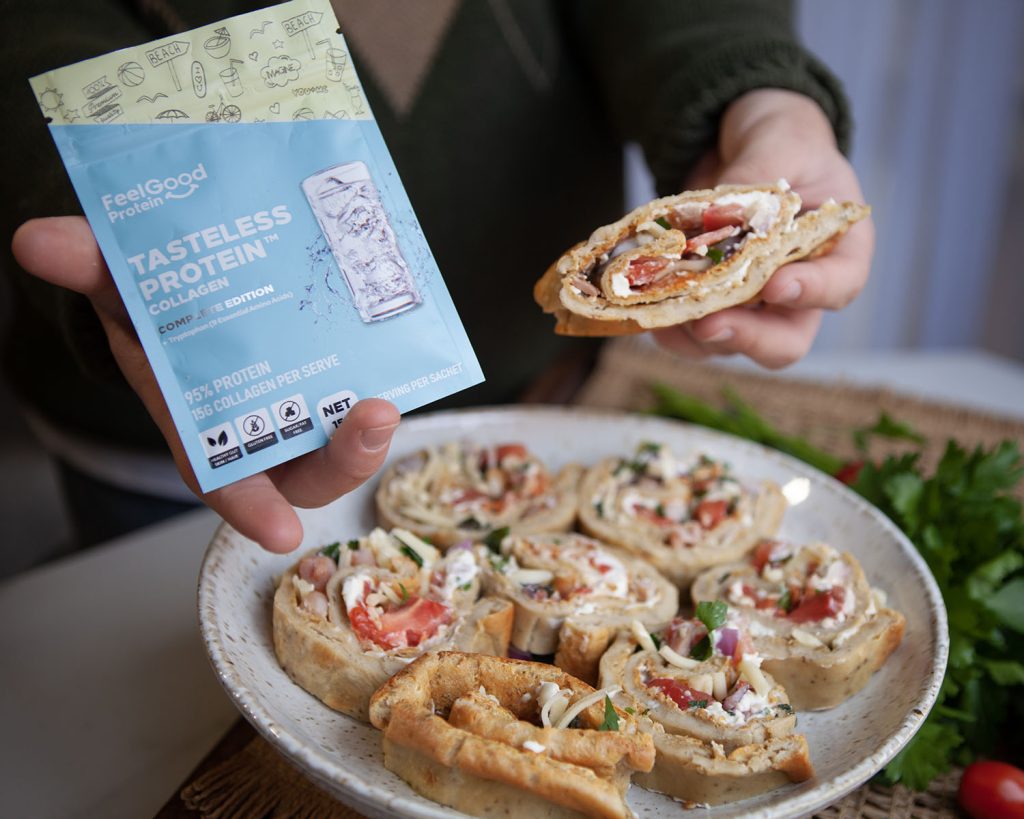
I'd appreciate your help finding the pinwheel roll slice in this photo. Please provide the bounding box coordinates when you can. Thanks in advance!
[691,539,906,710]
[480,531,678,684]
[598,605,813,804]
[368,651,655,819]
[376,441,582,546]
[273,528,513,721]
[578,442,786,587]
[534,181,870,336]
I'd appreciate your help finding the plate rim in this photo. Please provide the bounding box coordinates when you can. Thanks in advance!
[198,404,949,819]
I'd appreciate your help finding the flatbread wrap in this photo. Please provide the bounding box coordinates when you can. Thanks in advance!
[368,651,655,819]
[534,181,870,336]
[577,442,786,587]
[691,539,905,709]
[273,528,513,721]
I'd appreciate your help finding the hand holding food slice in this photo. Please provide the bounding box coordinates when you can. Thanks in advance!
[480,531,678,684]
[368,651,655,819]
[534,181,870,336]
[598,602,813,805]
[272,528,512,721]
[578,442,786,587]
[376,441,581,546]
[691,539,905,709]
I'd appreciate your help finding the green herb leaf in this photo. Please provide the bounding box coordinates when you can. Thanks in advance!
[654,216,671,230]
[777,589,792,613]
[882,717,962,789]
[400,544,424,567]
[650,631,662,650]
[484,527,510,553]
[599,696,620,731]
[776,703,793,713]
[689,699,709,709]
[655,503,666,518]
[458,582,472,592]
[695,600,728,632]
[320,541,341,561]
[853,412,926,453]
[985,578,1024,632]
[624,706,635,715]
[347,539,360,551]
[398,582,409,602]
[983,659,1024,686]
[689,636,712,661]
[706,246,724,264]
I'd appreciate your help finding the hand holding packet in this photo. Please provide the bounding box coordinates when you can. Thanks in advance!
[29,0,482,493]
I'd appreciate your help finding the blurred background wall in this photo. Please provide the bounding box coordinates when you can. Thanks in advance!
[4,0,1024,577]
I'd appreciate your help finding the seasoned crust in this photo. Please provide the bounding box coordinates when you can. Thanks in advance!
[369,652,655,819]
[534,184,870,336]
[272,555,513,722]
[635,733,814,805]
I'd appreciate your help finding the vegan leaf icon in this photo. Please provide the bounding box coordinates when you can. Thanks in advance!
[218,430,229,446]
[207,436,217,447]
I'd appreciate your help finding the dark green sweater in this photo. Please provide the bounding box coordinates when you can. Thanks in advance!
[0,0,849,451]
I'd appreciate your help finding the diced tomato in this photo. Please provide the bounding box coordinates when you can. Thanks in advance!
[496,444,528,462]
[633,503,673,526]
[686,226,738,253]
[452,488,488,505]
[694,499,728,529]
[788,586,845,623]
[648,678,714,710]
[702,204,746,232]
[349,597,451,649]
[626,256,671,286]
[664,211,703,232]
[752,541,776,573]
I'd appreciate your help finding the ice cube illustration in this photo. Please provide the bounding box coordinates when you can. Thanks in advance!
[301,161,421,322]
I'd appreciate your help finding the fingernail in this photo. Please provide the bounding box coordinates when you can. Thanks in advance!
[702,327,734,344]
[771,281,802,304]
[360,424,397,451]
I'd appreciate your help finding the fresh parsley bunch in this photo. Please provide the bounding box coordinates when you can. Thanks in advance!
[651,384,1024,788]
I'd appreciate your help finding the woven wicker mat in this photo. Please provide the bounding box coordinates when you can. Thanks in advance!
[180,335,1024,818]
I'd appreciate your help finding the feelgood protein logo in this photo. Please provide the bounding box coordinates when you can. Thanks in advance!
[100,163,208,222]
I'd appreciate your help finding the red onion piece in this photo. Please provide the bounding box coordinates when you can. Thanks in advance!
[450,539,474,552]
[722,681,751,712]
[715,627,739,657]
[507,645,532,661]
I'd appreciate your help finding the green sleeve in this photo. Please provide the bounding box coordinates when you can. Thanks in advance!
[568,0,851,195]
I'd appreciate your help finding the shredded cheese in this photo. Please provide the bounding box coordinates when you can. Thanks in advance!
[631,619,658,653]
[554,686,621,730]
[659,644,700,670]
[791,628,825,648]
[391,528,440,567]
[738,655,770,698]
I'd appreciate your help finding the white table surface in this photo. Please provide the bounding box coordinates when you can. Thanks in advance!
[2,349,1022,819]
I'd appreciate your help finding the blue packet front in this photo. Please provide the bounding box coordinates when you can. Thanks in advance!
[29,0,482,492]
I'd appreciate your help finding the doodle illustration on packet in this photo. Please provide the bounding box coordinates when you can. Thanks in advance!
[30,0,483,492]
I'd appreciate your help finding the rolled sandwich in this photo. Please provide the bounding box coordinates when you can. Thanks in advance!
[369,651,655,819]
[273,528,513,721]
[598,604,813,804]
[578,442,786,587]
[691,539,905,709]
[481,531,678,684]
[376,441,581,546]
[534,181,870,336]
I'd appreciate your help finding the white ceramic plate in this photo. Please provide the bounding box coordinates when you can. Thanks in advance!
[199,406,947,819]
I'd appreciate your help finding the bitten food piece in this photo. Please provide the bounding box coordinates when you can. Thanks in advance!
[368,651,656,819]
[577,442,786,588]
[376,441,581,546]
[480,531,678,684]
[598,603,813,805]
[273,529,512,721]
[691,539,905,710]
[535,181,870,336]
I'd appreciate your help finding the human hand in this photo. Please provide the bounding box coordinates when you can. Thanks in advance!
[654,88,874,368]
[12,217,400,553]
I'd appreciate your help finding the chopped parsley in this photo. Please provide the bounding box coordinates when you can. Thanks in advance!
[707,246,724,264]
[458,517,484,530]
[624,706,636,715]
[689,700,709,709]
[347,539,360,550]
[638,441,662,456]
[689,636,712,661]
[458,582,472,592]
[655,503,666,518]
[398,582,409,603]
[598,695,620,731]
[777,589,793,613]
[400,544,424,567]
[489,554,510,572]
[695,600,728,632]
[594,500,605,518]
[484,526,510,553]
[320,541,341,561]
[775,703,793,713]
[654,216,671,230]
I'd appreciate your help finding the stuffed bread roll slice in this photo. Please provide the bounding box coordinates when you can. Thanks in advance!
[691,539,905,710]
[481,531,678,684]
[273,528,513,721]
[578,442,786,587]
[598,603,798,752]
[368,651,655,819]
[376,441,582,546]
[534,181,870,336]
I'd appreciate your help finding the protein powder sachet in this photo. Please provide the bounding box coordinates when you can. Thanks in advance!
[29,0,483,492]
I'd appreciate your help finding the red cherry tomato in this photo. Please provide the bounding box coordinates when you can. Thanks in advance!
[834,460,865,486]
[959,760,1024,819]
